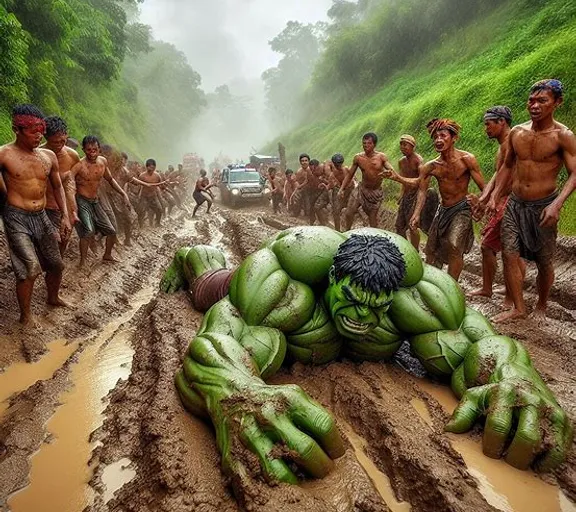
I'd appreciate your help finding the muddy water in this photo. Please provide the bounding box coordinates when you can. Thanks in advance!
[8,286,155,512]
[101,458,136,504]
[341,421,411,512]
[0,338,79,417]
[412,378,576,512]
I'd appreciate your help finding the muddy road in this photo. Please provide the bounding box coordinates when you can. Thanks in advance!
[0,202,575,512]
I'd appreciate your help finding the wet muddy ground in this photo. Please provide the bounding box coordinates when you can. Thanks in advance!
[0,201,574,512]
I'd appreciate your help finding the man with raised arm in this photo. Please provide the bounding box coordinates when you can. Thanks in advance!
[161,225,572,492]
[488,79,576,322]
[407,119,485,281]
[41,115,80,255]
[471,107,526,305]
[339,132,394,229]
[71,135,131,267]
[0,104,71,325]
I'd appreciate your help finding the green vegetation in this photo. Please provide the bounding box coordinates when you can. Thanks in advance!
[0,0,204,164]
[269,0,576,234]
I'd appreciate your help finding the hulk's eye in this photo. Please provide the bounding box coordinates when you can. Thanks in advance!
[342,286,357,303]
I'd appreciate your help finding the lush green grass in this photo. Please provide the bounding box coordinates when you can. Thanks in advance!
[268,0,576,234]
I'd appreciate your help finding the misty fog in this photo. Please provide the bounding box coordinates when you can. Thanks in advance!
[139,0,332,164]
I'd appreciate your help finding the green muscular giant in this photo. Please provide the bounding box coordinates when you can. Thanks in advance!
[160,226,572,484]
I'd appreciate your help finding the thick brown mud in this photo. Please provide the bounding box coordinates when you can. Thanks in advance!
[0,202,574,512]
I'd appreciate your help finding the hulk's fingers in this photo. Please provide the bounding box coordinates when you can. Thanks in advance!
[265,412,334,479]
[505,405,541,469]
[240,415,297,484]
[483,387,515,459]
[537,408,573,471]
[445,386,488,433]
[288,393,345,459]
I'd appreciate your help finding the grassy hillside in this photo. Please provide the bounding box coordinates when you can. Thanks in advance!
[269,0,576,234]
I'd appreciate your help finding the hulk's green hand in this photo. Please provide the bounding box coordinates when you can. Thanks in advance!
[446,336,573,470]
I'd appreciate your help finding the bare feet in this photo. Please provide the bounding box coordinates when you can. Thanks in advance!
[502,296,514,308]
[103,255,120,263]
[469,288,492,298]
[493,285,507,295]
[492,308,527,323]
[47,297,73,308]
[530,305,547,320]
[19,314,40,329]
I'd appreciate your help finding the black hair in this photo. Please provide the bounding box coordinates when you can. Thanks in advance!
[268,167,276,173]
[12,104,45,119]
[530,79,564,100]
[332,153,344,164]
[310,159,320,166]
[82,135,100,148]
[285,168,294,175]
[362,132,378,145]
[146,158,156,167]
[299,153,310,162]
[333,235,406,295]
[121,152,128,160]
[44,116,68,137]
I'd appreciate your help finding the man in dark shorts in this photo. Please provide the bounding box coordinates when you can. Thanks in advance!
[409,119,485,280]
[289,154,311,218]
[471,107,526,305]
[70,135,131,267]
[307,159,331,225]
[326,153,354,232]
[488,80,576,322]
[193,169,214,217]
[340,132,394,229]
[267,167,284,214]
[283,169,296,211]
[0,104,72,325]
[137,159,164,227]
[41,115,80,255]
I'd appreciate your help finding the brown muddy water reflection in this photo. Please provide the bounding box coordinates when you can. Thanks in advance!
[8,287,155,512]
[413,378,575,512]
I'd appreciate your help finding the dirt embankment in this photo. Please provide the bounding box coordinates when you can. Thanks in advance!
[0,204,574,512]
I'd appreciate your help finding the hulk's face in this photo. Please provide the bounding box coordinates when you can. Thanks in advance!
[325,272,393,339]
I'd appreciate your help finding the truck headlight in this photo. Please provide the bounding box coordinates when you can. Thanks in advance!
[231,188,240,196]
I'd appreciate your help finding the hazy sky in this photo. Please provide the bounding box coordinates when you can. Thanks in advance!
[140,0,333,91]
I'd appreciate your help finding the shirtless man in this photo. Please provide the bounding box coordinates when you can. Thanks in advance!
[41,116,80,255]
[192,169,214,217]
[340,132,394,229]
[71,135,131,267]
[283,169,296,210]
[138,159,164,227]
[488,79,576,322]
[0,104,71,325]
[408,119,485,281]
[289,154,311,217]
[470,107,526,305]
[326,153,354,232]
[267,167,284,214]
[307,159,331,225]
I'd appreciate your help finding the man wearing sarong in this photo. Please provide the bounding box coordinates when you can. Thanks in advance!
[471,107,526,305]
[71,135,131,267]
[138,159,164,227]
[340,132,394,229]
[289,154,311,217]
[326,153,354,232]
[267,167,284,214]
[41,116,80,255]
[308,159,331,226]
[488,79,576,322]
[410,119,485,281]
[0,104,71,325]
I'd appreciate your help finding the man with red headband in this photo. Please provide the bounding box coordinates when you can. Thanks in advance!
[0,104,72,326]
[488,79,576,322]
[408,119,485,280]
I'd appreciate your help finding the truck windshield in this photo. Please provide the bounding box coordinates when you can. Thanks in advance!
[229,171,260,183]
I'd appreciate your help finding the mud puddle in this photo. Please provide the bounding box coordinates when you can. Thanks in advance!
[412,378,575,512]
[101,458,136,505]
[7,286,155,512]
[0,338,79,417]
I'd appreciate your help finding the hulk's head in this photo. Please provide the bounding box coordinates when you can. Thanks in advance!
[325,235,406,339]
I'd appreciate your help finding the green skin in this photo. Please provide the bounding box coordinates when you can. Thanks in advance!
[161,226,572,485]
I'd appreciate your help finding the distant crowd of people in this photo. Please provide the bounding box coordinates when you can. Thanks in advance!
[259,79,576,324]
[0,106,190,326]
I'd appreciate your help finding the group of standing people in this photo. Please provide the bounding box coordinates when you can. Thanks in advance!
[265,79,576,324]
[0,104,189,326]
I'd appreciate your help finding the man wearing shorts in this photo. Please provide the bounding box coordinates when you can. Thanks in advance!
[326,153,354,232]
[193,169,214,217]
[0,104,71,325]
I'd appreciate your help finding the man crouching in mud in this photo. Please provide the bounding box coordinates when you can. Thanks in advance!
[410,119,485,281]
[161,226,572,491]
[0,104,71,325]
[488,79,576,323]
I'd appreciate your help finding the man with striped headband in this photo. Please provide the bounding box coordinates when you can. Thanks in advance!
[409,118,485,280]
[0,104,72,326]
[488,79,576,322]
